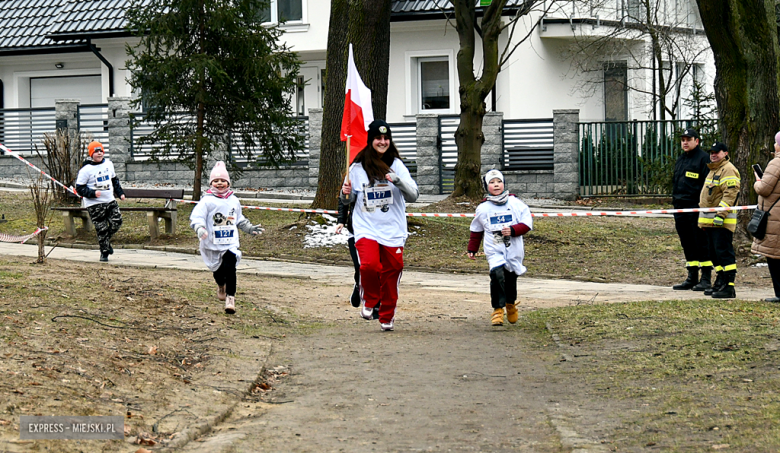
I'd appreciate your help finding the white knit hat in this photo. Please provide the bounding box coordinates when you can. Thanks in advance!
[209,161,231,186]
[483,169,504,191]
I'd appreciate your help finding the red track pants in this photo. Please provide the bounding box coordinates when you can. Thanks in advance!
[355,238,404,324]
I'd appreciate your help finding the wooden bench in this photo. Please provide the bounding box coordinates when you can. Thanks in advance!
[52,188,185,239]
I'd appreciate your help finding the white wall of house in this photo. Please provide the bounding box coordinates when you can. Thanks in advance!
[0,0,714,126]
[0,37,138,109]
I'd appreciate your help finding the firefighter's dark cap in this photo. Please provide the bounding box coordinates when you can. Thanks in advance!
[709,142,728,153]
[680,128,699,139]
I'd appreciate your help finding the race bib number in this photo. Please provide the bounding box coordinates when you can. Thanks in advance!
[364,185,394,208]
[488,210,513,232]
[685,171,699,179]
[95,174,111,190]
[213,226,238,245]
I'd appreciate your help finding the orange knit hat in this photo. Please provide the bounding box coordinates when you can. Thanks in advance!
[88,141,104,157]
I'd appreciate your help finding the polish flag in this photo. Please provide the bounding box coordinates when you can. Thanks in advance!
[340,44,374,164]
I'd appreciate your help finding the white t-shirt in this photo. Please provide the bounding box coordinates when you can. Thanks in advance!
[347,158,417,248]
[75,159,117,208]
[470,196,533,274]
[189,194,245,271]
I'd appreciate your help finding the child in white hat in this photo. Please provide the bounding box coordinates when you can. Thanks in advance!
[189,161,263,313]
[466,169,533,326]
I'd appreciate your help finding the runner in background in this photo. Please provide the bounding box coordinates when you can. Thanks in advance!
[467,170,533,326]
[190,161,263,314]
[340,120,418,331]
[335,185,380,319]
[75,141,126,262]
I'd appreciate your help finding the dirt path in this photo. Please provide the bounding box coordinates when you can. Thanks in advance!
[179,289,614,453]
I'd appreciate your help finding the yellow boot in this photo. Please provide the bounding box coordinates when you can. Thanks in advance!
[491,308,504,326]
[506,303,518,324]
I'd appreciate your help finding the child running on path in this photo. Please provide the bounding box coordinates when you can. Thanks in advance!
[190,161,263,314]
[467,169,533,326]
[75,141,126,262]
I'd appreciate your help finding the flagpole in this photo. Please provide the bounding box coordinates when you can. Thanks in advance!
[345,136,351,187]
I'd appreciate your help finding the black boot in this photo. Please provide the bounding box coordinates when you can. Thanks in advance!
[705,271,723,296]
[673,267,698,290]
[692,267,712,291]
[712,272,736,299]
[350,284,361,307]
[99,251,109,262]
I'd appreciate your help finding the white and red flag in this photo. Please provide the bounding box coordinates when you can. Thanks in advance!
[340,43,374,164]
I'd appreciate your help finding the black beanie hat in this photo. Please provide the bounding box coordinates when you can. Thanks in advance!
[366,119,392,145]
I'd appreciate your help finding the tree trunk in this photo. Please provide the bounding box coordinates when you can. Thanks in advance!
[194,101,205,201]
[696,0,780,232]
[450,0,506,199]
[36,232,46,264]
[311,0,391,210]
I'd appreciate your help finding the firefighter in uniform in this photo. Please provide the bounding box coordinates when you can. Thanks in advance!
[698,142,740,299]
[672,128,713,291]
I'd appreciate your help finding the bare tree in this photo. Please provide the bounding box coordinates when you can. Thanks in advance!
[311,0,392,210]
[36,130,88,203]
[695,0,780,231]
[562,0,710,121]
[450,0,554,199]
[29,173,52,263]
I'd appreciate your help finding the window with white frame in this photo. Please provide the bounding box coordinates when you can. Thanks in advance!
[261,0,304,24]
[418,57,451,111]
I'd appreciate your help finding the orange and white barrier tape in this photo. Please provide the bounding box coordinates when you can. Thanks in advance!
[0,226,48,244]
[0,143,81,198]
[172,199,757,218]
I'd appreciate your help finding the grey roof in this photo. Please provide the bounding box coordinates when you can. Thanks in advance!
[47,0,134,40]
[0,0,497,54]
[0,0,86,53]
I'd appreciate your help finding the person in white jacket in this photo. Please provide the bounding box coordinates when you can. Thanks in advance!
[341,120,419,331]
[190,161,263,314]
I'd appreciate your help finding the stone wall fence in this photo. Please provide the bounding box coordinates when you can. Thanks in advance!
[0,99,581,200]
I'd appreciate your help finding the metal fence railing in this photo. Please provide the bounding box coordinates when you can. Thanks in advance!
[438,115,460,194]
[78,104,110,151]
[578,119,718,196]
[130,113,311,166]
[228,116,309,168]
[0,107,56,156]
[388,121,417,176]
[502,118,554,170]
[130,112,194,161]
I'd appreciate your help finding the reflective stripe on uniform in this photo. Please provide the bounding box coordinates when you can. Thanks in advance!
[705,176,740,186]
[724,263,737,272]
[686,261,700,267]
[699,216,737,225]
[715,265,723,272]
[700,261,713,267]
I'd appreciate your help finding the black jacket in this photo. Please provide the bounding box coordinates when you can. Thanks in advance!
[337,197,355,234]
[672,146,709,208]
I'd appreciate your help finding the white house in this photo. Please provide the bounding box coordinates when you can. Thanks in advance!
[0,0,713,122]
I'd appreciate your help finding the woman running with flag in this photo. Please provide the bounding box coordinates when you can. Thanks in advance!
[340,120,418,331]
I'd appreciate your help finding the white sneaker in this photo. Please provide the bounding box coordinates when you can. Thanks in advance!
[360,304,373,320]
[380,321,394,331]
[225,295,236,314]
